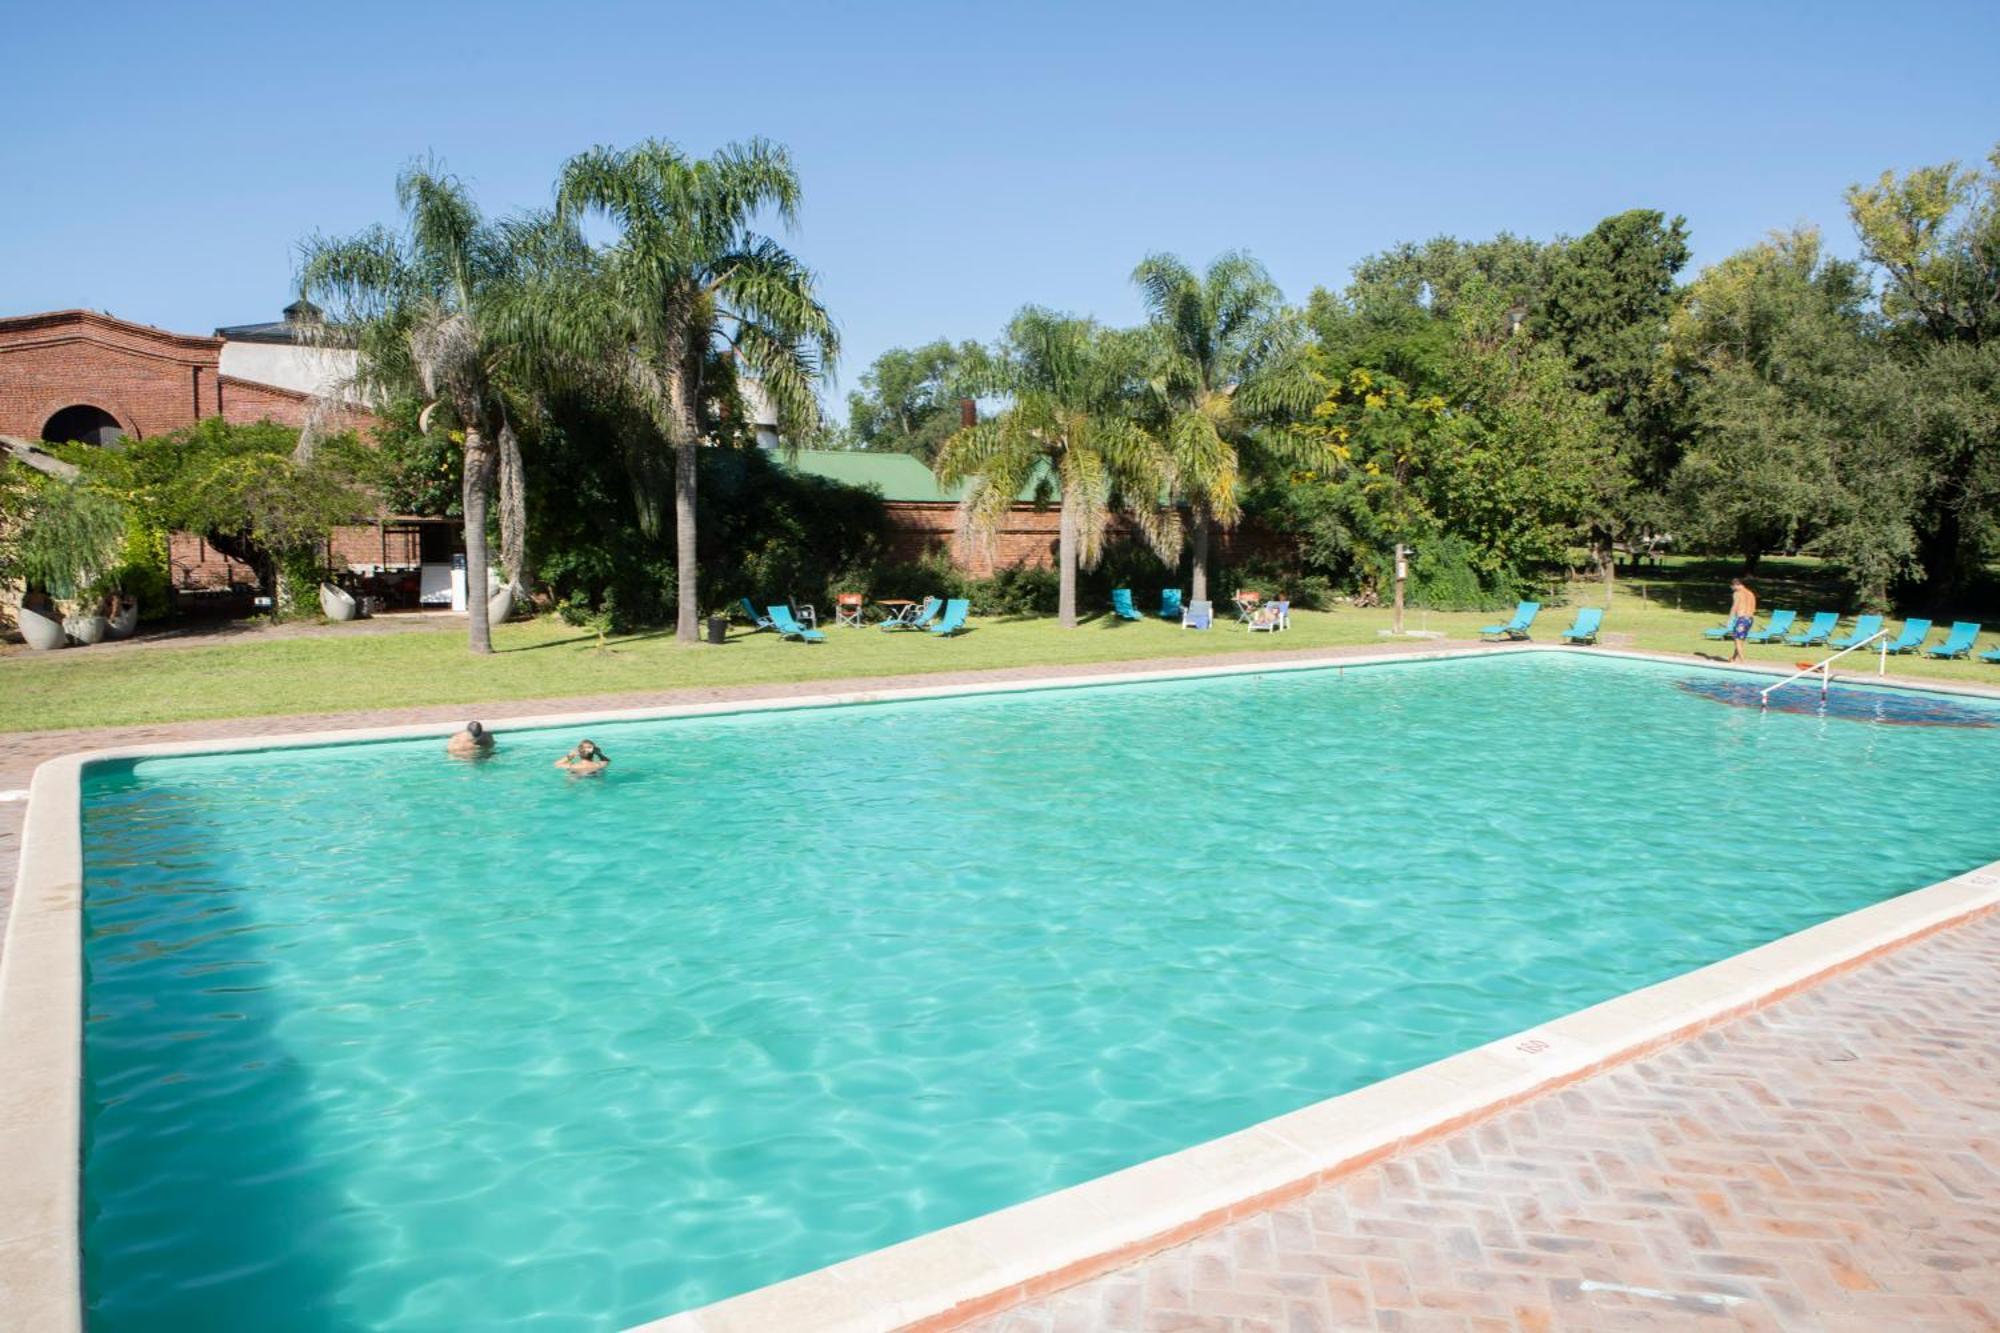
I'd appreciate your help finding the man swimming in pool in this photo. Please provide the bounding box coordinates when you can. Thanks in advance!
[555,739,609,776]
[445,720,495,759]
[1728,577,1756,663]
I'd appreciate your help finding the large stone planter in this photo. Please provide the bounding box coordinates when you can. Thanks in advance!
[64,614,109,646]
[487,585,515,625]
[320,584,359,622]
[106,602,140,639]
[17,605,67,651]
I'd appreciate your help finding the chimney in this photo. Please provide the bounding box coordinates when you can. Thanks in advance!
[959,397,977,429]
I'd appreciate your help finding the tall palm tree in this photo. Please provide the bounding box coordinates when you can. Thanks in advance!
[300,163,535,654]
[555,138,838,643]
[935,309,1180,628]
[1132,252,1320,601]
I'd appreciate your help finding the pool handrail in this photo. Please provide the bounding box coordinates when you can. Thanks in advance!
[1759,627,1890,707]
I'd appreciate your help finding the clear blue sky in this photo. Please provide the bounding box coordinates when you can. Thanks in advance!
[6,1,1996,403]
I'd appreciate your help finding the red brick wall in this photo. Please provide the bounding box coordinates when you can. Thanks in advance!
[0,311,366,443]
[168,532,259,589]
[881,502,1283,577]
[0,310,221,441]
[216,375,323,429]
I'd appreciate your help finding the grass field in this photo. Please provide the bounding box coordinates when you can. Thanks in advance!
[5,558,1997,732]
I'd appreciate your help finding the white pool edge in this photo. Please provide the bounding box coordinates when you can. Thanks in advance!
[3,641,1998,1331]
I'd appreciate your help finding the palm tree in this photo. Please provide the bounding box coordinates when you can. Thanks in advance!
[300,163,535,654]
[555,138,838,643]
[1132,252,1320,602]
[935,309,1180,628]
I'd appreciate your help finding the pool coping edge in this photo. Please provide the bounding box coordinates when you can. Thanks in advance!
[4,640,1998,1332]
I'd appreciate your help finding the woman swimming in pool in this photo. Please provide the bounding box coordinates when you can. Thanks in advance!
[555,739,610,777]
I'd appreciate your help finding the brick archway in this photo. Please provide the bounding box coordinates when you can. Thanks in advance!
[28,395,140,444]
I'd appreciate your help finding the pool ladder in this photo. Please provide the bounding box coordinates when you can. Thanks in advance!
[1759,629,1891,708]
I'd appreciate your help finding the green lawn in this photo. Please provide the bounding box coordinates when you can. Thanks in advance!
[6,564,1998,732]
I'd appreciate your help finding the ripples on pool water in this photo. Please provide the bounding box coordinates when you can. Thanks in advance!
[79,653,2000,1330]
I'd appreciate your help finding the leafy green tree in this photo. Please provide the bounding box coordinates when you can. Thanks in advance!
[934,309,1179,628]
[1846,147,2000,346]
[1539,209,1692,578]
[1283,285,1608,604]
[1130,251,1321,602]
[68,417,371,615]
[1845,146,2000,602]
[842,340,991,461]
[1662,229,1875,574]
[300,162,541,652]
[556,137,838,642]
[1,472,126,602]
[1343,233,1552,325]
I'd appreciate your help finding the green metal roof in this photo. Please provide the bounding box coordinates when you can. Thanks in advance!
[785,449,1050,503]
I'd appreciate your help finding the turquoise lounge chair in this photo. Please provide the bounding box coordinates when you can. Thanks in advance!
[738,597,775,631]
[1980,644,2000,664]
[1783,611,1839,646]
[1925,621,1980,660]
[1160,588,1183,620]
[1881,618,1931,654]
[1479,601,1540,641]
[1744,609,1797,643]
[1827,614,1884,650]
[1111,588,1142,620]
[880,596,940,631]
[1701,618,1735,640]
[767,605,825,643]
[1560,606,1604,644]
[928,598,970,636]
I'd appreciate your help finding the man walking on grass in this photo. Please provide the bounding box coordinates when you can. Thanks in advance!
[1729,577,1757,663]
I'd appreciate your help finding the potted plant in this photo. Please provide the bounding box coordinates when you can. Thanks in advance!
[7,476,127,649]
[319,582,360,621]
[14,590,67,650]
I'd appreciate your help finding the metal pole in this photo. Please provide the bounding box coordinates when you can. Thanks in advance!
[1392,543,1407,636]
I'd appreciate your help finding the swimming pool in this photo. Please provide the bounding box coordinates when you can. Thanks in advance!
[73,652,2000,1330]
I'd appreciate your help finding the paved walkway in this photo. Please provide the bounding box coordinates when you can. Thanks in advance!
[968,914,2000,1333]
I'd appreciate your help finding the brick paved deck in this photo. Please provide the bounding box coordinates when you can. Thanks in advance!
[968,913,2000,1333]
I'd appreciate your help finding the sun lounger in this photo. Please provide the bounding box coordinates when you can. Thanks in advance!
[767,605,825,643]
[1744,609,1797,643]
[1925,621,1980,659]
[1560,606,1604,644]
[1160,589,1183,620]
[1880,618,1931,654]
[1479,601,1540,641]
[1182,599,1212,630]
[739,597,776,631]
[1247,599,1290,632]
[1827,614,1884,650]
[928,598,970,636]
[1111,588,1142,621]
[1783,611,1839,646]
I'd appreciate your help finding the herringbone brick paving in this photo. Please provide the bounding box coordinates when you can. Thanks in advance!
[968,914,2000,1333]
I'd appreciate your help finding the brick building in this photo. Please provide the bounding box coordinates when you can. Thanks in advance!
[0,305,445,604]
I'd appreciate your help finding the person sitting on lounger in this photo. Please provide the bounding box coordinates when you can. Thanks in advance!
[1728,577,1756,663]
[445,720,495,759]
[555,739,610,776]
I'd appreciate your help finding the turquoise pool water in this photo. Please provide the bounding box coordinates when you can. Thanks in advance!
[79,654,2000,1331]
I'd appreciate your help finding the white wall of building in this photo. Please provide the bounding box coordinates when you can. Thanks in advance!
[218,341,358,397]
